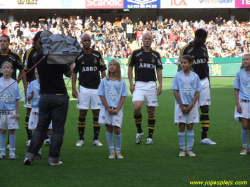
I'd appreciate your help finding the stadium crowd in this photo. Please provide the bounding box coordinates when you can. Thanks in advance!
[0,13,250,59]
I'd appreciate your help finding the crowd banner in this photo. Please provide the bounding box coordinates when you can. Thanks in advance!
[235,0,250,8]
[160,0,235,9]
[86,0,123,9]
[0,0,86,9]
[124,0,161,9]
[103,58,242,78]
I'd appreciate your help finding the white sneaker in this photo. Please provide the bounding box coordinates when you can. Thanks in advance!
[44,139,50,146]
[0,153,6,160]
[116,152,123,159]
[146,138,153,145]
[240,148,248,155]
[93,139,103,146]
[26,140,31,147]
[9,153,18,160]
[49,161,63,166]
[187,150,196,157]
[76,140,84,146]
[200,138,216,145]
[179,150,186,157]
[109,152,116,159]
[135,132,144,144]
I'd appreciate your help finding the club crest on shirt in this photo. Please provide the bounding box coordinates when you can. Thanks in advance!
[139,59,143,62]
[82,61,85,64]
[94,58,97,64]
[151,58,155,64]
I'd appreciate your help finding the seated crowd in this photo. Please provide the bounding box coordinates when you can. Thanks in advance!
[0,14,250,59]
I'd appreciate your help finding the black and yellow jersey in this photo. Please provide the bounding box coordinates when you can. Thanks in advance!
[179,42,209,79]
[0,49,23,80]
[73,49,107,89]
[23,46,38,83]
[128,47,163,82]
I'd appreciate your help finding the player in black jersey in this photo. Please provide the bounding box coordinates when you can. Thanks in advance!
[72,34,107,147]
[128,33,163,145]
[177,29,216,145]
[0,34,27,148]
[22,31,42,146]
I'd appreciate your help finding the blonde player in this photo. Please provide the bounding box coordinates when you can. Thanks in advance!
[171,55,201,157]
[234,54,250,155]
[98,59,128,159]
[0,62,22,160]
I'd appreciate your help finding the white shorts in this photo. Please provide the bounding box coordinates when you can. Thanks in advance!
[98,105,123,128]
[28,108,52,130]
[174,103,199,125]
[0,110,19,130]
[234,99,250,122]
[23,89,31,108]
[77,86,102,110]
[198,77,211,107]
[132,81,158,107]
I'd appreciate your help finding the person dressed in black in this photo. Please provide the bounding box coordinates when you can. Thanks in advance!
[22,31,42,146]
[24,31,73,165]
[127,32,163,145]
[177,29,216,145]
[72,34,106,147]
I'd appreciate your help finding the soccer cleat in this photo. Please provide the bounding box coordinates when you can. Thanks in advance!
[200,138,216,145]
[0,153,6,160]
[109,152,116,159]
[146,138,153,145]
[76,140,84,146]
[26,140,31,147]
[35,154,42,160]
[240,148,248,155]
[9,153,18,160]
[49,161,63,166]
[44,139,50,146]
[179,150,186,157]
[93,139,103,146]
[187,150,196,157]
[23,158,32,165]
[116,152,123,159]
[135,132,144,144]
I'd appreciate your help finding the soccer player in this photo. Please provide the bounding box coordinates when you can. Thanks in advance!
[171,55,201,157]
[98,59,128,159]
[72,34,107,147]
[127,32,163,145]
[23,31,42,147]
[233,54,250,155]
[177,29,216,145]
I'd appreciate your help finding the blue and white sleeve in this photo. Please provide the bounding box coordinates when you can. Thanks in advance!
[233,71,240,89]
[97,78,105,96]
[121,79,128,97]
[171,74,179,90]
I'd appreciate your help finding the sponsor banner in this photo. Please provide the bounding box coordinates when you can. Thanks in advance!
[235,0,250,8]
[0,0,86,9]
[86,0,123,9]
[161,0,235,9]
[124,0,161,9]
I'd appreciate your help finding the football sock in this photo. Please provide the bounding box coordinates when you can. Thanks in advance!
[187,130,194,151]
[178,132,185,151]
[200,113,209,139]
[241,129,248,149]
[115,133,122,152]
[106,131,114,153]
[9,134,16,154]
[78,115,86,140]
[93,115,101,140]
[0,133,6,155]
[134,113,142,133]
[148,117,155,138]
[25,114,32,140]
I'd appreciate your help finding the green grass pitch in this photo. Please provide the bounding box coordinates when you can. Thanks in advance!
[1,77,249,187]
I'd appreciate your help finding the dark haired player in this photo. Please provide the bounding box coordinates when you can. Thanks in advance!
[23,31,43,147]
[72,34,106,147]
[177,29,216,145]
[128,32,163,145]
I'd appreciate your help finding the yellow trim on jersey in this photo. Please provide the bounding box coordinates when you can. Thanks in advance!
[179,43,190,59]
[10,49,22,61]
[127,48,141,66]
[25,48,34,61]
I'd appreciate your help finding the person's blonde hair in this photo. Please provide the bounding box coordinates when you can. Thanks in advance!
[106,59,122,81]
[241,54,250,69]
[1,61,13,69]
